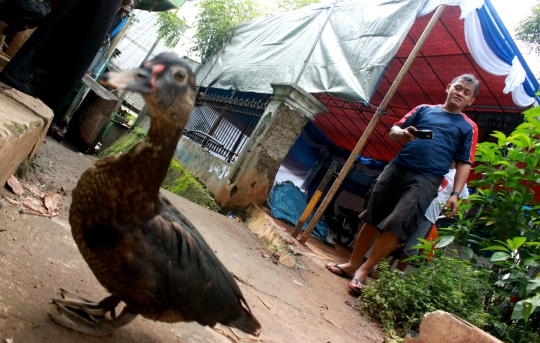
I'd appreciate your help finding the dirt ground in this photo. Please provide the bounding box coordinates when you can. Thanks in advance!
[0,136,386,343]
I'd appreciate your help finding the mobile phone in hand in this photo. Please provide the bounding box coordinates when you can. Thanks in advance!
[413,130,434,139]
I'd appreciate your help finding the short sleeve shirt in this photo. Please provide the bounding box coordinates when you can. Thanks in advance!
[392,105,478,176]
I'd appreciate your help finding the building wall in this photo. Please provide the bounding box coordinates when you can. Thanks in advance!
[174,138,232,197]
[100,121,129,152]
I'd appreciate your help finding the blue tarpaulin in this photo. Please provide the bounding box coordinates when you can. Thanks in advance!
[268,181,329,241]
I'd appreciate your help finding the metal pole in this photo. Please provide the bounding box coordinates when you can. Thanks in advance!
[291,161,339,238]
[298,5,447,245]
[141,36,161,65]
[294,0,339,84]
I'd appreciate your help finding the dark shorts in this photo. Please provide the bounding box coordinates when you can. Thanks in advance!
[359,162,442,241]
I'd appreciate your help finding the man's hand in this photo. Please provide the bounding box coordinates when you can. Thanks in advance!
[444,195,459,217]
[389,125,416,142]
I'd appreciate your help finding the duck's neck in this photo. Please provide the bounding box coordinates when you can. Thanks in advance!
[125,114,185,201]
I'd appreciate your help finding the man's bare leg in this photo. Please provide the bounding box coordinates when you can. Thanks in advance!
[326,223,379,276]
[351,231,401,287]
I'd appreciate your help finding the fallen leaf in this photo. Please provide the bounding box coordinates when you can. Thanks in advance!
[6,176,23,196]
[3,196,20,205]
[23,183,45,198]
[22,197,48,215]
[43,193,62,214]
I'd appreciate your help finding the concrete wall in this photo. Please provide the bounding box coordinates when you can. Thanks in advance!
[175,138,233,197]
[100,121,129,152]
[0,88,53,187]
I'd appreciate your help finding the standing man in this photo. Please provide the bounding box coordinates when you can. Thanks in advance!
[326,74,479,293]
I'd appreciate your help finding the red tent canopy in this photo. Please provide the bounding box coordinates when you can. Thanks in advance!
[312,6,526,163]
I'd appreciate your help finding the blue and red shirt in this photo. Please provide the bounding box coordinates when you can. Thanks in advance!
[392,104,478,177]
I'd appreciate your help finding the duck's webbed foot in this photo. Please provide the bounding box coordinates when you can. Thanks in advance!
[51,289,120,317]
[48,289,137,337]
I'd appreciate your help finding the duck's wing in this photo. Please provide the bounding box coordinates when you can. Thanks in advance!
[150,194,260,334]
[80,193,259,334]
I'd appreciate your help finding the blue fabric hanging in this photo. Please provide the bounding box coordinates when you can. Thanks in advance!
[480,0,539,99]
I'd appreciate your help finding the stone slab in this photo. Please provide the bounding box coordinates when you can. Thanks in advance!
[0,86,54,187]
[403,310,503,343]
[243,203,297,269]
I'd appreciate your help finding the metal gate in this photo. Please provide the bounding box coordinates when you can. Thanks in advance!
[183,93,269,163]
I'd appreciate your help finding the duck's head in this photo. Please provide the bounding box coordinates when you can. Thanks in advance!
[100,52,197,126]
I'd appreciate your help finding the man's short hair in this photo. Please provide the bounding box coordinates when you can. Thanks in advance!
[451,74,480,98]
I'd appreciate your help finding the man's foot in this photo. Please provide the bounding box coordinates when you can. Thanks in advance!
[325,262,354,278]
[349,276,367,295]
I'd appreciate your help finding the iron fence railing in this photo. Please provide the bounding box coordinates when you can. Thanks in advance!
[183,93,269,163]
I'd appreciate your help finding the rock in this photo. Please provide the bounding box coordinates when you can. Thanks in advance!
[403,311,503,343]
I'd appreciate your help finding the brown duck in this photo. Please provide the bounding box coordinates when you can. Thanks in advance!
[49,52,261,337]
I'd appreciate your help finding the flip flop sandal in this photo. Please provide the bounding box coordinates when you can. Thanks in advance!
[325,262,353,279]
[349,276,367,295]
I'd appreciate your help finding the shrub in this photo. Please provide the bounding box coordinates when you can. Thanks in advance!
[436,107,540,342]
[361,254,491,338]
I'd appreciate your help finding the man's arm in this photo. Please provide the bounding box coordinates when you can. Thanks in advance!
[444,161,471,216]
[389,125,416,142]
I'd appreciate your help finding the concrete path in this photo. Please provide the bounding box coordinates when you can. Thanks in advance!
[0,137,384,343]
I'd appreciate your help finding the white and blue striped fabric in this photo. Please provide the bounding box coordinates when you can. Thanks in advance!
[419,0,539,107]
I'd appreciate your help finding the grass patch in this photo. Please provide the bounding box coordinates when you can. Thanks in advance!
[98,127,147,158]
[162,158,220,212]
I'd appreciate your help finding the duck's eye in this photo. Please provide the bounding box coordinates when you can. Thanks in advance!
[175,70,186,82]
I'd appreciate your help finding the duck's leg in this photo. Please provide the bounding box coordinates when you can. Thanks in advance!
[52,289,120,318]
[49,300,137,337]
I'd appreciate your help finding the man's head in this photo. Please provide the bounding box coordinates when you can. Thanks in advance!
[444,74,479,113]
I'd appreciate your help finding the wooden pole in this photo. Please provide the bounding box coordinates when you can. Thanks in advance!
[291,161,339,238]
[298,5,447,245]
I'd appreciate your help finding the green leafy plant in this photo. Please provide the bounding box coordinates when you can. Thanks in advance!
[156,10,188,48]
[436,107,540,342]
[516,3,540,56]
[191,0,263,61]
[270,244,281,254]
[361,256,491,338]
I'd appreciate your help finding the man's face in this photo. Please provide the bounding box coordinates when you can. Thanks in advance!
[445,80,476,110]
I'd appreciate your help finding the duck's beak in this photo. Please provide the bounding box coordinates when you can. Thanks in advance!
[99,67,153,94]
